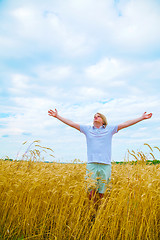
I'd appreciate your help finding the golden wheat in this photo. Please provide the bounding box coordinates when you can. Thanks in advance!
[144,143,153,152]
[0,143,160,239]
[0,159,159,240]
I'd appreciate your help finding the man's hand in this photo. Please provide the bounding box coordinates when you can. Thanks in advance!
[142,112,152,120]
[118,112,152,131]
[48,109,58,118]
[48,108,80,131]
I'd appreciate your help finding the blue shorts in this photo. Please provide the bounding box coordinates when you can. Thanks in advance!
[86,163,111,194]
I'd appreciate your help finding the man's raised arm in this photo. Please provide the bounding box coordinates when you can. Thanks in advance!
[117,112,152,131]
[48,108,80,131]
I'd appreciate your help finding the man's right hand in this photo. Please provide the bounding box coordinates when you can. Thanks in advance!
[48,108,80,131]
[48,108,58,118]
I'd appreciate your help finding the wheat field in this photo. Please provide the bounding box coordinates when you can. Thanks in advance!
[0,148,160,239]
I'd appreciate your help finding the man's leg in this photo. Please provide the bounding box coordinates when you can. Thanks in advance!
[86,163,111,201]
[86,163,97,201]
[88,189,96,200]
[98,164,111,197]
[99,193,104,199]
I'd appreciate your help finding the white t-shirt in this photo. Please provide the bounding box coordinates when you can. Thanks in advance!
[80,125,118,165]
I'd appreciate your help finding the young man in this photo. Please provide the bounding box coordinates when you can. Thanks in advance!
[48,109,152,199]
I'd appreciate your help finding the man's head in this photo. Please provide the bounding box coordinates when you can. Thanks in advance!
[93,113,107,127]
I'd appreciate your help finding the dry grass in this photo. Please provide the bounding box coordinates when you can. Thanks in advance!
[0,147,160,239]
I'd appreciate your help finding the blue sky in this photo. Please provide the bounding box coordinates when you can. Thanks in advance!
[0,0,160,162]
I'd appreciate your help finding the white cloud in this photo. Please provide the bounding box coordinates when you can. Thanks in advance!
[85,57,131,84]
[0,0,160,60]
[35,65,72,81]
[4,4,92,57]
[9,74,30,94]
[77,87,106,101]
[0,0,160,161]
[11,7,35,22]
[141,60,160,80]
[109,0,160,50]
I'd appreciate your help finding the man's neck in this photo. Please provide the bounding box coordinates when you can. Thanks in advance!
[93,123,103,128]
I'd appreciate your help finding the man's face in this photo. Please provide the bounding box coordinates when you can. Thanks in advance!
[93,113,103,125]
